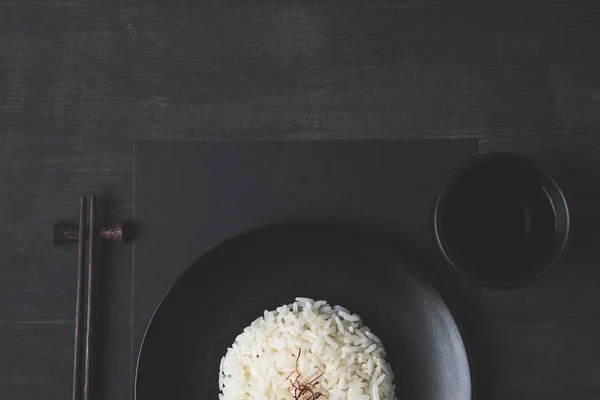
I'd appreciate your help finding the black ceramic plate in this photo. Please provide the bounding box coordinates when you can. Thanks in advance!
[135,224,471,400]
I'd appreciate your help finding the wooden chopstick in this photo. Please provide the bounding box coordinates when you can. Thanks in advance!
[72,197,87,400]
[83,196,96,400]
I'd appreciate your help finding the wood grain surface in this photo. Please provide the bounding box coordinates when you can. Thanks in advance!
[1,0,599,399]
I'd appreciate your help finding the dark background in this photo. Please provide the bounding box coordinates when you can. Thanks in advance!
[1,0,599,399]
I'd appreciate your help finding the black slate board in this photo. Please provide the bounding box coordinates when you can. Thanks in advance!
[131,139,478,382]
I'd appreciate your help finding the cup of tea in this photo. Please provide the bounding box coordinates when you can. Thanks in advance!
[434,153,570,288]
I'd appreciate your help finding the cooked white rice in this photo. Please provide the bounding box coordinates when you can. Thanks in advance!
[219,298,397,400]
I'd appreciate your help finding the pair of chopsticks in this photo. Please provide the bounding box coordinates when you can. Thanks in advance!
[53,197,126,400]
[72,196,97,400]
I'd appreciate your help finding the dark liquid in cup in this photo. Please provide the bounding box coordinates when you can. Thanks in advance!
[439,161,557,282]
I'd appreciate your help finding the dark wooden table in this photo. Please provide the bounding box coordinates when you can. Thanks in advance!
[1,1,600,399]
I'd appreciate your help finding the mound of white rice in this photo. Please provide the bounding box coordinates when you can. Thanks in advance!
[219,297,396,400]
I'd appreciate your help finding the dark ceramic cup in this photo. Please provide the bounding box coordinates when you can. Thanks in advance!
[434,153,570,289]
